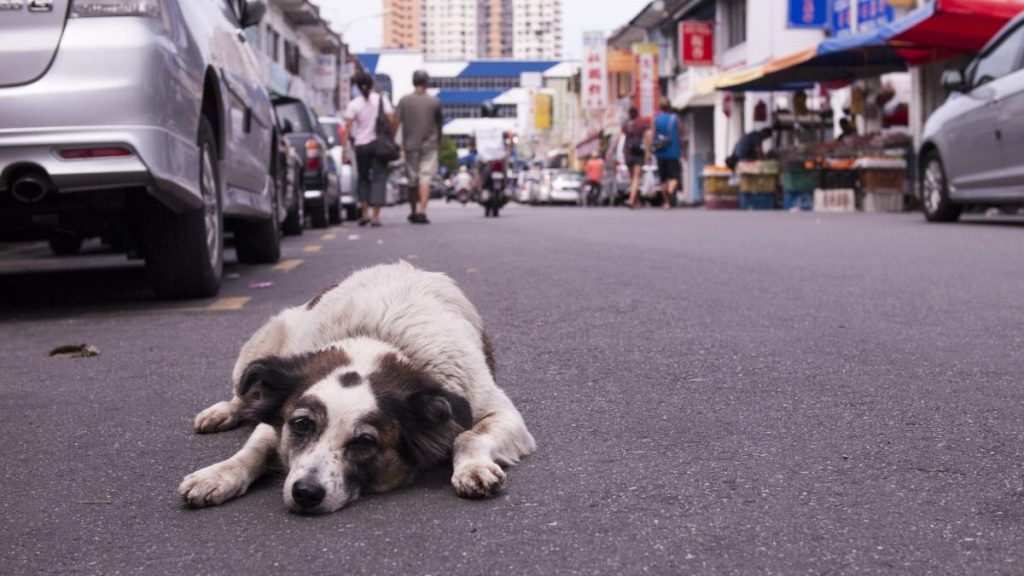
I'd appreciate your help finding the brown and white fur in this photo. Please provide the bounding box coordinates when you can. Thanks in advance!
[178,262,536,514]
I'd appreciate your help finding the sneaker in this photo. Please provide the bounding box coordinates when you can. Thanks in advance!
[407,213,417,223]
[370,221,382,227]
[415,214,430,224]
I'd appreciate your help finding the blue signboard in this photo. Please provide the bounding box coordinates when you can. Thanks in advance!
[856,0,895,32]
[831,0,853,37]
[788,0,828,29]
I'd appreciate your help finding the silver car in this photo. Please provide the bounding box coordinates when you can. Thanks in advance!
[920,13,1024,222]
[0,0,280,298]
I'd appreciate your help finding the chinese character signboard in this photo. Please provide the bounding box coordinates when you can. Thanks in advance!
[832,0,852,37]
[633,44,659,121]
[788,0,828,28]
[856,0,894,31]
[679,21,714,66]
[581,31,608,111]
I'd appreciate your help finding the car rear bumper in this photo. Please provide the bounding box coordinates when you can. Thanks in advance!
[550,188,581,203]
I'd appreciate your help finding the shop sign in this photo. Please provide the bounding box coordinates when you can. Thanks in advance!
[607,49,635,73]
[581,31,608,111]
[679,21,714,66]
[856,0,894,32]
[313,54,337,91]
[831,0,853,37]
[788,0,828,29]
[534,93,552,130]
[632,44,660,121]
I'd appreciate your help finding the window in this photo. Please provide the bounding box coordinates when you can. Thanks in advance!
[723,0,746,48]
[969,24,1024,87]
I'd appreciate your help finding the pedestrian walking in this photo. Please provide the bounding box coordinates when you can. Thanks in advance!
[652,100,681,210]
[395,70,444,224]
[342,71,396,227]
[619,107,651,209]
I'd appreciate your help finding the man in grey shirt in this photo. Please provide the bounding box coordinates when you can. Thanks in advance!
[395,70,444,224]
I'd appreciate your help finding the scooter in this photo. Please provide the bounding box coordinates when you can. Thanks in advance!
[479,160,507,218]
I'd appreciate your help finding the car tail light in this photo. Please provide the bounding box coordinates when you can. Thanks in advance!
[70,0,160,17]
[59,147,133,160]
[306,139,321,171]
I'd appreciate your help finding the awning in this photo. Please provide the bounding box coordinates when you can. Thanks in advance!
[710,0,1024,92]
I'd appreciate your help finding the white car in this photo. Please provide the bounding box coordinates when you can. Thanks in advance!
[546,170,583,204]
[318,116,359,221]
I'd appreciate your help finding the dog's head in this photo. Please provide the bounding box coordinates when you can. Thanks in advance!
[238,337,472,514]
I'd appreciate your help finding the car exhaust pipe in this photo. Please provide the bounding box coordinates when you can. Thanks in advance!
[10,173,52,203]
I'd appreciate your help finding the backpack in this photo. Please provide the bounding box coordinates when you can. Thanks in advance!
[625,122,645,156]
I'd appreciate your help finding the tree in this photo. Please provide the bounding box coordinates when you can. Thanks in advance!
[439,136,458,175]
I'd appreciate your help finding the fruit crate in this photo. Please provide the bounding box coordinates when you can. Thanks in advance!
[819,168,858,189]
[862,191,904,213]
[782,169,817,191]
[859,169,906,192]
[813,188,856,213]
[705,195,739,210]
[739,173,778,193]
[703,174,737,195]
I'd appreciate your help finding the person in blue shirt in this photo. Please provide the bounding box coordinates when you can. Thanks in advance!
[653,100,682,210]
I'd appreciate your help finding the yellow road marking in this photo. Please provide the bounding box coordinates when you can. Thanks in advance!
[303,245,322,253]
[203,297,250,311]
[322,233,337,240]
[273,258,303,271]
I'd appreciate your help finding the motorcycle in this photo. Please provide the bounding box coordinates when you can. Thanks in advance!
[479,160,507,218]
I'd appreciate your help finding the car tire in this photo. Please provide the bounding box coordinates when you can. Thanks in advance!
[48,230,84,256]
[328,197,342,225]
[143,116,222,299]
[235,183,281,265]
[310,198,329,229]
[921,150,961,223]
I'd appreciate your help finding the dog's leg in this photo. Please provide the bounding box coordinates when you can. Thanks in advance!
[179,424,278,507]
[451,393,536,499]
[194,314,293,433]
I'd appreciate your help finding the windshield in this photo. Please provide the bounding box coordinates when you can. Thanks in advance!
[274,101,314,133]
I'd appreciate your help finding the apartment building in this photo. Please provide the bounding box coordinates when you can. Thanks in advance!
[424,0,480,60]
[382,0,423,50]
[478,0,514,58]
[513,0,563,59]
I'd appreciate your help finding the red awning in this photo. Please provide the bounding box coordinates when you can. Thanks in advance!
[890,0,1024,55]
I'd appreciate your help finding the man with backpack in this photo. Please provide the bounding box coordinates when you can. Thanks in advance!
[619,107,651,209]
[652,100,681,210]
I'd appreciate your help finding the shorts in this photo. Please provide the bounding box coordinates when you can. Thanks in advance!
[405,148,439,187]
[626,152,645,171]
[656,158,681,183]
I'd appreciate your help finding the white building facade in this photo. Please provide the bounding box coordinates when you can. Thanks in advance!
[513,0,563,59]
[424,0,480,60]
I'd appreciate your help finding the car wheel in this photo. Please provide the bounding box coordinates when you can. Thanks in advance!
[48,230,84,256]
[328,197,342,225]
[235,180,282,264]
[310,198,329,229]
[143,116,222,299]
[921,150,961,223]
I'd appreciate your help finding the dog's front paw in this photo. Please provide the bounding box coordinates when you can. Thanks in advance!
[193,400,239,434]
[452,461,506,499]
[179,462,250,508]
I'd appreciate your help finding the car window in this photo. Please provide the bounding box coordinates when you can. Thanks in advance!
[970,24,1024,87]
[273,101,314,133]
[319,120,341,147]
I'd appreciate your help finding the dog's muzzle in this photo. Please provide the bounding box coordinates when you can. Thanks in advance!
[291,477,326,511]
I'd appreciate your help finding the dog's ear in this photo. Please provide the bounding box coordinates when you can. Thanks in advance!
[238,358,301,427]
[398,387,473,467]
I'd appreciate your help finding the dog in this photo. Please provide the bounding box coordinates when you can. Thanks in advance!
[178,262,536,514]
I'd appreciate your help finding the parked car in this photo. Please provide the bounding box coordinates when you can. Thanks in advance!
[546,170,584,205]
[273,96,339,228]
[275,133,304,236]
[0,0,280,298]
[919,12,1024,222]
[318,115,359,221]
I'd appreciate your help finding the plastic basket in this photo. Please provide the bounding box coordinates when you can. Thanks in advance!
[739,173,778,193]
[813,188,856,213]
[819,169,858,189]
[782,170,817,190]
[863,191,904,213]
[740,192,776,210]
[703,175,738,195]
[705,195,739,210]
[860,168,905,191]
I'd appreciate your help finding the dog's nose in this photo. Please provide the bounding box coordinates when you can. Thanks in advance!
[292,478,326,509]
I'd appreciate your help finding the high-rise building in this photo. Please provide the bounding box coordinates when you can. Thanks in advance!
[513,0,562,60]
[382,0,423,50]
[424,0,479,60]
[478,0,514,59]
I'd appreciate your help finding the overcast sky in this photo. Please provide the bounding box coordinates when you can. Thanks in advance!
[317,0,647,59]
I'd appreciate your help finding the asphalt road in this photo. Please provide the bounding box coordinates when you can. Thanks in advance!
[2,203,1024,575]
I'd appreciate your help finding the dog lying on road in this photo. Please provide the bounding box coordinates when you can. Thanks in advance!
[179,262,536,514]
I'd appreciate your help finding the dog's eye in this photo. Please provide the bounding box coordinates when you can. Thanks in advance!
[289,416,315,436]
[348,434,377,453]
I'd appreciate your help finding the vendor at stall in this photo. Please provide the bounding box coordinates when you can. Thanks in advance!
[727,127,772,170]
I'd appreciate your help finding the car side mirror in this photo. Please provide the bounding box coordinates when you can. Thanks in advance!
[940,69,967,93]
[240,0,266,28]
